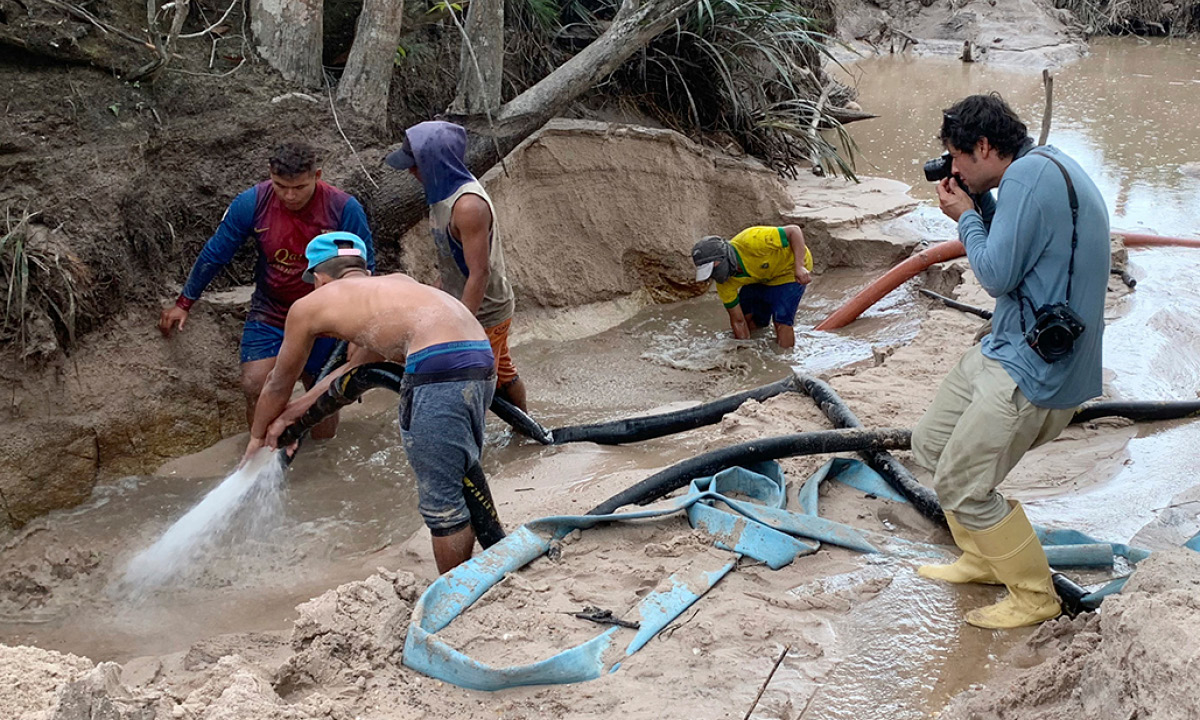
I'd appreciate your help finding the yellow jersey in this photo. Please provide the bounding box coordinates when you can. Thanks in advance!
[716,226,813,308]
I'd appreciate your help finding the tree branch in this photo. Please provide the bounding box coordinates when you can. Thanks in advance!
[481,0,699,138]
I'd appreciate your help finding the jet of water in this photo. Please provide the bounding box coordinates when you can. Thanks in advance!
[119,448,286,595]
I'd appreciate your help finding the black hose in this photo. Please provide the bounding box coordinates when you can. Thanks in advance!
[464,462,506,548]
[586,428,912,516]
[1071,400,1200,425]
[490,395,555,444]
[277,362,406,448]
[490,377,800,446]
[918,288,993,320]
[793,375,944,526]
[550,377,798,445]
[316,340,350,381]
[1052,573,1100,617]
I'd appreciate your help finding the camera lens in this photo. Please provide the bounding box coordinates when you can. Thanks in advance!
[1039,325,1073,358]
[924,153,952,183]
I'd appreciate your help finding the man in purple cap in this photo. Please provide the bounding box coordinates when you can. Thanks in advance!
[385,122,528,412]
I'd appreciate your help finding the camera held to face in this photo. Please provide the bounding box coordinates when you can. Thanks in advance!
[924,152,952,182]
[1025,303,1085,363]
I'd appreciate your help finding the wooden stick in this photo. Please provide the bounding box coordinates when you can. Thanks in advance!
[743,645,790,720]
[1038,68,1054,146]
[891,27,919,45]
[180,0,239,39]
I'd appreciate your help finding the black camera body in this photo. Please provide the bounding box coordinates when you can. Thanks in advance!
[1025,303,1085,363]
[924,152,952,182]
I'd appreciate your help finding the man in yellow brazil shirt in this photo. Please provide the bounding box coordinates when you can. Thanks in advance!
[691,225,813,349]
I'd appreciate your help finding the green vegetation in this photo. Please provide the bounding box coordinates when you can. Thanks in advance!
[506,0,859,178]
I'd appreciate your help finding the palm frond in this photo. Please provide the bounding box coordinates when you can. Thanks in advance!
[503,0,859,177]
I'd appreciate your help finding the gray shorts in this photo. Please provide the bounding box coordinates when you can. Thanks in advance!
[398,372,495,536]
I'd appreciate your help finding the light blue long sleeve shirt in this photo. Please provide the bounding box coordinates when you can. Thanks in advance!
[958,143,1110,409]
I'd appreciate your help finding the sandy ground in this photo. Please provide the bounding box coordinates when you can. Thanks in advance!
[6,244,1197,719]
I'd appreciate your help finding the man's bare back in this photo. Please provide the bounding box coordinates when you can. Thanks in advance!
[290,272,487,360]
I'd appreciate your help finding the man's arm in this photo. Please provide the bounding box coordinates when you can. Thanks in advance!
[159,189,256,336]
[338,197,376,273]
[262,342,386,448]
[715,280,749,338]
[450,194,493,316]
[956,177,1046,298]
[784,225,811,285]
[727,304,751,340]
[244,296,319,459]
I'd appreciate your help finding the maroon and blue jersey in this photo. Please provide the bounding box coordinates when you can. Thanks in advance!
[178,180,375,327]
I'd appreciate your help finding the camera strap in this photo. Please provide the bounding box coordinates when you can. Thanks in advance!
[1012,151,1080,335]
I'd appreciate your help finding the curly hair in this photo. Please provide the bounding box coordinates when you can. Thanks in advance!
[939,93,1028,158]
[268,142,319,177]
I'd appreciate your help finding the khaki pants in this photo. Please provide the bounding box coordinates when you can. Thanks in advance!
[911,345,1075,530]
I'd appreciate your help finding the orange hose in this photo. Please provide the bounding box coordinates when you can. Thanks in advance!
[1112,231,1200,249]
[815,230,1200,332]
[815,240,965,331]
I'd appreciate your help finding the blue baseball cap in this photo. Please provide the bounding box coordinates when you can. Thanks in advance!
[303,231,367,282]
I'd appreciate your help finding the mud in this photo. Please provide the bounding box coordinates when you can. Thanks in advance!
[9,241,1196,719]
[829,0,1086,68]
[941,549,1200,720]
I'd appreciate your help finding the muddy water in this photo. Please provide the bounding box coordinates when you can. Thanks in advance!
[0,268,915,663]
[834,37,1200,236]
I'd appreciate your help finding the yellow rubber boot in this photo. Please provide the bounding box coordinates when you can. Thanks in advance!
[917,510,1000,585]
[964,502,1061,629]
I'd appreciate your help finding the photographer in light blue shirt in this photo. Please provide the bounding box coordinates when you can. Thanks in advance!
[911,93,1110,630]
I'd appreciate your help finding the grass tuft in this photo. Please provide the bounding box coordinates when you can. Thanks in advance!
[1,207,82,358]
[1057,0,1200,35]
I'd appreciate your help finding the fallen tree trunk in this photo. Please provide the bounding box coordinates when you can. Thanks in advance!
[361,0,698,246]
